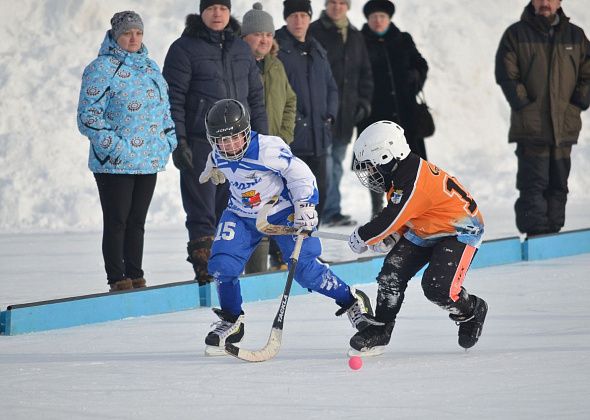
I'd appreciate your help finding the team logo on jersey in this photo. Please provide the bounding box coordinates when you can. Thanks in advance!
[427,162,440,175]
[390,189,404,204]
[241,190,262,208]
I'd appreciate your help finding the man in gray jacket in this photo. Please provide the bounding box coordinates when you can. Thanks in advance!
[495,0,590,237]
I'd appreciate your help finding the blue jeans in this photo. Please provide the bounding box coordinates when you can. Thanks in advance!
[323,142,348,220]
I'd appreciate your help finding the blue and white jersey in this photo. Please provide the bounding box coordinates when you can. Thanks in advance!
[212,132,319,218]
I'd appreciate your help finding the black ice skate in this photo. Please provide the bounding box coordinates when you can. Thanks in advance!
[348,322,395,357]
[205,308,245,356]
[335,288,382,331]
[450,296,488,349]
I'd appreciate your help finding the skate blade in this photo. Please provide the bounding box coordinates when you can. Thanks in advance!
[347,346,385,357]
[205,345,234,357]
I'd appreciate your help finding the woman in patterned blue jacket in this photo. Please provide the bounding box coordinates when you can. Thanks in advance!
[77,11,177,292]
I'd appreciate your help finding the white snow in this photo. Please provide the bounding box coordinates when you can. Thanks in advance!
[0,0,588,235]
[1,1,590,418]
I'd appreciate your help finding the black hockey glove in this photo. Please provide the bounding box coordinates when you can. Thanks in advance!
[172,137,193,171]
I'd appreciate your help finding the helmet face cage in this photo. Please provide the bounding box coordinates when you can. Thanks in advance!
[209,126,251,160]
[352,120,410,192]
[353,157,387,193]
[206,99,251,161]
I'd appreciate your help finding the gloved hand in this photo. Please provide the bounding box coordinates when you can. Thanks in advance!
[172,137,193,171]
[199,152,226,185]
[293,202,318,230]
[369,232,400,254]
[348,227,368,254]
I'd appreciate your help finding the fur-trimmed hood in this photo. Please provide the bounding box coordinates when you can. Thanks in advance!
[182,14,242,39]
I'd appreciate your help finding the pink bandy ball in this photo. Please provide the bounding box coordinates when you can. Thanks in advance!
[348,356,363,370]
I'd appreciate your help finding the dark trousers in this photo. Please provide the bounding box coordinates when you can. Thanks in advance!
[375,237,477,323]
[298,154,330,221]
[180,140,229,240]
[514,144,571,235]
[94,173,157,283]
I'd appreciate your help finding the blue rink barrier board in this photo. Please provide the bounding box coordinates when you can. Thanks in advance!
[1,229,589,335]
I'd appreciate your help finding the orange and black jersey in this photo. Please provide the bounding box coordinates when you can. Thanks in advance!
[358,153,485,248]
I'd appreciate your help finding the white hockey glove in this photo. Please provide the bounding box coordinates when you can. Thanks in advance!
[368,232,401,254]
[293,202,318,230]
[348,227,368,254]
[198,152,226,185]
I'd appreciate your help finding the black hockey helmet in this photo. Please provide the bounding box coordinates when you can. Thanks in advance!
[205,99,251,160]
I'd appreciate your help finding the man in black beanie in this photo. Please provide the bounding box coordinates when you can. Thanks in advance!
[276,0,339,223]
[199,0,231,14]
[163,0,268,286]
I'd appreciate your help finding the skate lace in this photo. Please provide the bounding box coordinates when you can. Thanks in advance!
[348,304,364,326]
[210,320,235,338]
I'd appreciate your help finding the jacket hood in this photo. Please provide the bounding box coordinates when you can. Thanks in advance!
[182,14,241,39]
[98,31,148,67]
[521,3,569,33]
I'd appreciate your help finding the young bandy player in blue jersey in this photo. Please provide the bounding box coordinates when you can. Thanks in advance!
[198,99,377,356]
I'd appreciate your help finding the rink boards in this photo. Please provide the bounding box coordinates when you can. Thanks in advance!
[1,228,589,335]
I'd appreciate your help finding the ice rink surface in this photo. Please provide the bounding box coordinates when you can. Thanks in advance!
[2,251,589,419]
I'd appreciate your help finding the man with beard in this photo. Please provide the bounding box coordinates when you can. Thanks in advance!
[495,0,590,238]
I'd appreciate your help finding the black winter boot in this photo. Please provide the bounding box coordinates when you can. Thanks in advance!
[187,236,214,285]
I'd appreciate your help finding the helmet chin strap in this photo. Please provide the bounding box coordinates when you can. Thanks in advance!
[377,158,399,176]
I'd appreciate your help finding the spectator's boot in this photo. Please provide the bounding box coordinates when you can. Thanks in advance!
[109,278,133,292]
[131,277,146,288]
[187,236,214,285]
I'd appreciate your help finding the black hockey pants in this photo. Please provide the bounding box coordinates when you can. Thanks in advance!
[374,236,477,323]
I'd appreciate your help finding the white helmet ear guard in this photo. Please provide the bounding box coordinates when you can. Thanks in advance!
[353,121,411,193]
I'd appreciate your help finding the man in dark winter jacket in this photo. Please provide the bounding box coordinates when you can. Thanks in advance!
[163,0,268,284]
[276,0,339,221]
[358,0,428,218]
[495,0,590,238]
[310,0,374,227]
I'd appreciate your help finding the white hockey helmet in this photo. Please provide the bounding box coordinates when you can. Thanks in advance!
[353,121,411,193]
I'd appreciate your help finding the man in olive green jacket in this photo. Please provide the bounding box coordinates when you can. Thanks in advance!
[495,0,590,237]
[241,2,297,272]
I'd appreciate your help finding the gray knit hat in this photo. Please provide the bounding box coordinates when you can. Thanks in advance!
[110,11,143,41]
[242,3,275,36]
[325,0,351,7]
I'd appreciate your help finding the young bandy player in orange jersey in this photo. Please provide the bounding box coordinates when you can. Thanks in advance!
[347,120,488,356]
